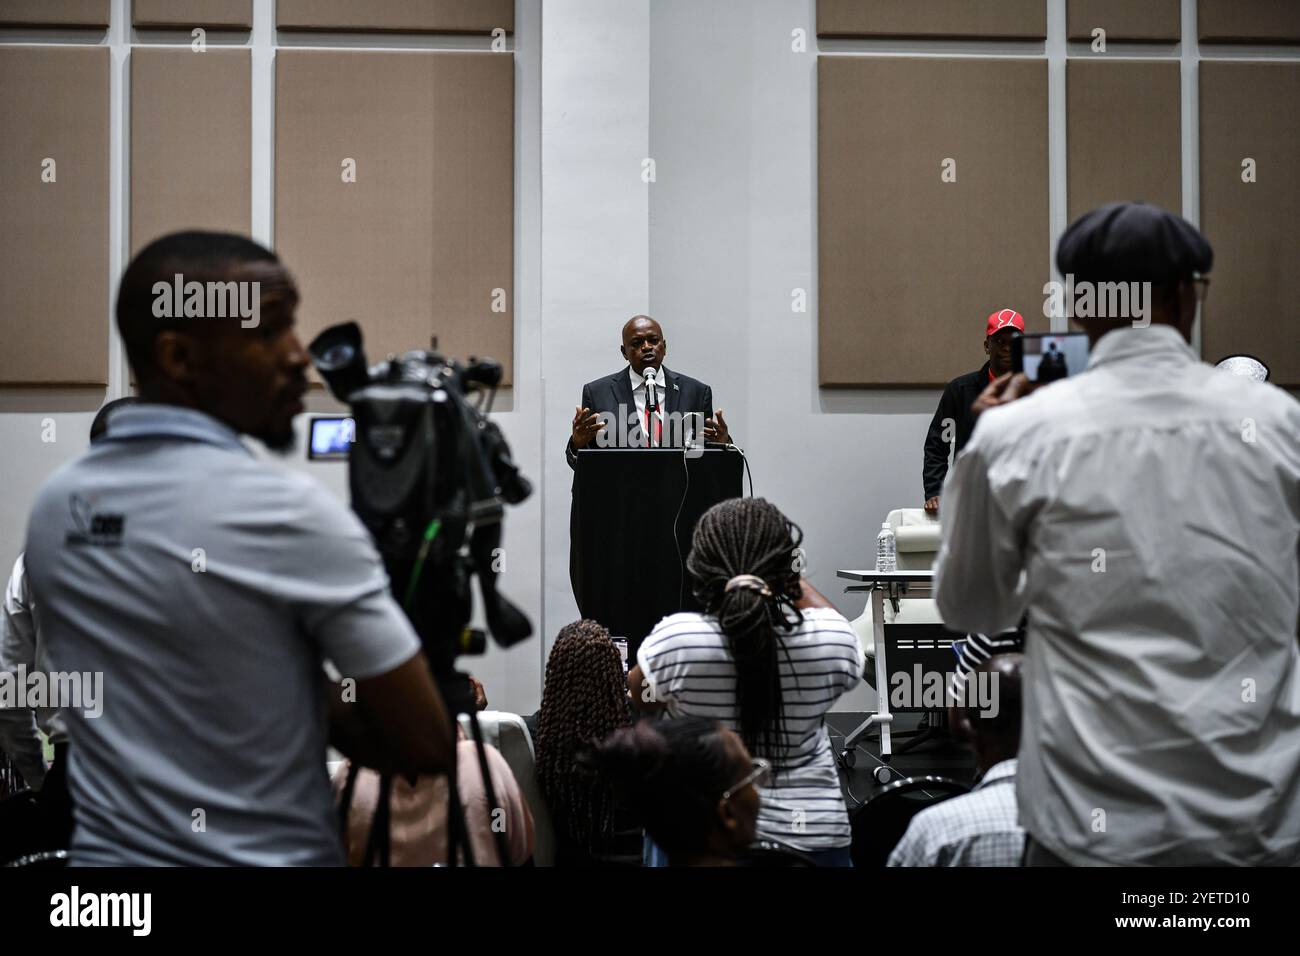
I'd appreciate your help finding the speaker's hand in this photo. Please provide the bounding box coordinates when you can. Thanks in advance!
[571,406,604,449]
[703,408,731,445]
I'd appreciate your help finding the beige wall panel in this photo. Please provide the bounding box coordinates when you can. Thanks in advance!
[1067,0,1180,41]
[1199,0,1300,44]
[818,57,1049,387]
[133,0,252,29]
[1067,60,1181,220]
[817,0,1045,39]
[1200,61,1300,385]
[276,50,515,383]
[0,0,108,27]
[131,49,251,253]
[0,46,109,385]
[277,0,514,34]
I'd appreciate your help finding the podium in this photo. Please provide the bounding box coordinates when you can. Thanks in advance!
[571,448,744,656]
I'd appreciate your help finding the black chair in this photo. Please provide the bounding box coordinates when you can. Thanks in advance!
[850,775,970,867]
[4,849,68,868]
[741,839,817,868]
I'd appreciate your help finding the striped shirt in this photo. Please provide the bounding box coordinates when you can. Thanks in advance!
[949,626,1024,701]
[637,607,864,851]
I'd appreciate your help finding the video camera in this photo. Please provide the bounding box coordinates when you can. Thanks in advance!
[308,321,532,709]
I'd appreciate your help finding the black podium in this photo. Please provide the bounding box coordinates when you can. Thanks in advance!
[571,448,744,657]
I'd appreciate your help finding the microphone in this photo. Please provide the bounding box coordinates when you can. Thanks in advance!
[643,366,659,411]
[643,367,659,448]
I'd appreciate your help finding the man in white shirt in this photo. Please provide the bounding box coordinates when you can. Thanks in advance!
[0,398,135,863]
[934,202,1300,866]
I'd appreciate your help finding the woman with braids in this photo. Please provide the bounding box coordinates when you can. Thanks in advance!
[582,716,762,867]
[629,497,864,866]
[533,619,641,866]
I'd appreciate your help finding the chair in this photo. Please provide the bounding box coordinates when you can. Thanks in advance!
[742,839,817,867]
[4,849,68,868]
[457,710,556,866]
[883,508,943,571]
[847,509,945,657]
[849,775,970,868]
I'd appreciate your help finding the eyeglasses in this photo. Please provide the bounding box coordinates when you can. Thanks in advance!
[721,758,771,801]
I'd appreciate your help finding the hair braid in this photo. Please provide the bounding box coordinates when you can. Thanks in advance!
[534,620,632,853]
[686,497,803,762]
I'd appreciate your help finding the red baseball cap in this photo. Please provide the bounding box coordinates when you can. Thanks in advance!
[985,308,1025,337]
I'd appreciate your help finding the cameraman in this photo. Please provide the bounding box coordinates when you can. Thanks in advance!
[23,232,454,866]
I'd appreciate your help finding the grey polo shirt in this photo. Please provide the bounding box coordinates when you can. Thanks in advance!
[23,404,421,866]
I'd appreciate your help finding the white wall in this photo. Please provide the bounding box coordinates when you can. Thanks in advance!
[539,0,651,651]
[645,0,931,710]
[0,0,548,714]
[24,0,1207,717]
[532,0,935,713]
[0,0,927,717]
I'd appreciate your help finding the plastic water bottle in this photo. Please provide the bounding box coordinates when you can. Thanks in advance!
[875,522,897,573]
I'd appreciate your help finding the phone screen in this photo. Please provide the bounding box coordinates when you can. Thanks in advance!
[1012,332,1090,383]
[611,637,630,674]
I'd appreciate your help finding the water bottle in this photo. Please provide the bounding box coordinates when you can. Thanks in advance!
[875,522,896,573]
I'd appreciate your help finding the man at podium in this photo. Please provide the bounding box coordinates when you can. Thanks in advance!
[565,315,731,464]
[565,314,736,620]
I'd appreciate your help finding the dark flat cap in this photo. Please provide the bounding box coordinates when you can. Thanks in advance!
[1056,201,1213,286]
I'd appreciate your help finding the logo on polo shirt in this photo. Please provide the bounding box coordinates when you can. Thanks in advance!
[65,494,125,547]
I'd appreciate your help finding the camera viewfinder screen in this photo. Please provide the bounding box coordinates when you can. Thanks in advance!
[1021,333,1089,384]
[308,417,355,461]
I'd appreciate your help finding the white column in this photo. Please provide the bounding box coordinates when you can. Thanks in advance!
[540,0,652,647]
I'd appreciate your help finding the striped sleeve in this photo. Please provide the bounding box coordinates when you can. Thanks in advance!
[636,613,706,706]
[949,627,1024,702]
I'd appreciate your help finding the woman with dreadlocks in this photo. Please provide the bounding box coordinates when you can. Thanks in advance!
[534,619,641,866]
[629,497,863,866]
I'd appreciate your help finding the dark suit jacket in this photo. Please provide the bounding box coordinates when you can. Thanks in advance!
[922,362,990,499]
[564,366,716,474]
[567,366,717,608]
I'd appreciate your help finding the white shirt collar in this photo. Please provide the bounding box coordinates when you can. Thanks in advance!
[974,758,1017,789]
[1086,323,1197,372]
[629,366,665,391]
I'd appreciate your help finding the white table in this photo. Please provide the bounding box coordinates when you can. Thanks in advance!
[836,569,936,783]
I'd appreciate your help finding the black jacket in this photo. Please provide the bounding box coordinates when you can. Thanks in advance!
[564,366,716,473]
[922,362,990,499]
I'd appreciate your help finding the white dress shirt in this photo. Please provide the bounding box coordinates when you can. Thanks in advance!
[629,366,667,446]
[934,324,1300,866]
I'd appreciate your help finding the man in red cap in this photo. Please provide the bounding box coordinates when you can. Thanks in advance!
[921,308,1024,515]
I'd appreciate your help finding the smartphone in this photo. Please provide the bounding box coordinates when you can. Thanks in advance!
[1011,332,1090,384]
[307,416,355,460]
[610,636,630,674]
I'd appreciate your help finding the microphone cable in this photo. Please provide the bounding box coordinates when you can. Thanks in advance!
[674,446,690,610]
[673,440,753,610]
